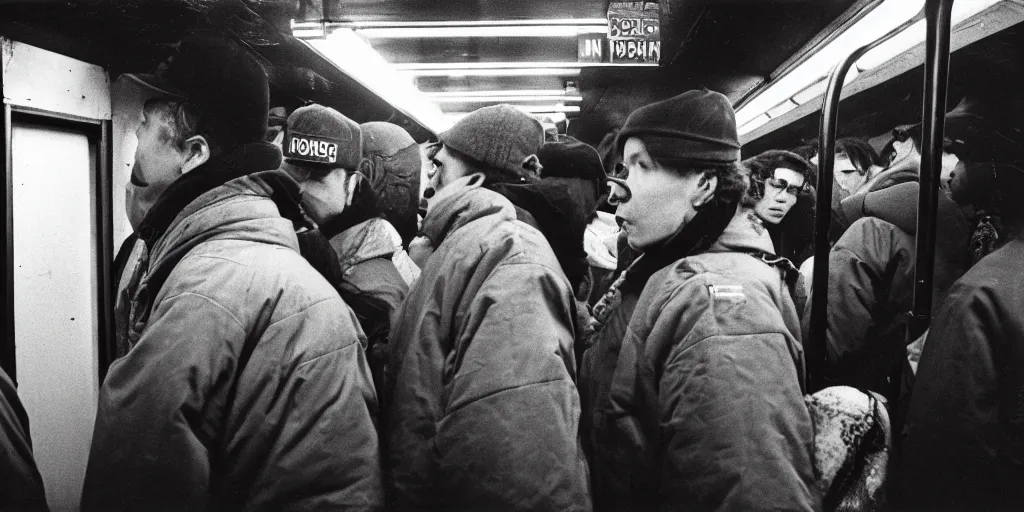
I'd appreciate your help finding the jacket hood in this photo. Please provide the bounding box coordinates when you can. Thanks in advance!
[487,180,590,289]
[148,170,306,275]
[328,217,405,275]
[420,180,517,245]
[709,208,779,255]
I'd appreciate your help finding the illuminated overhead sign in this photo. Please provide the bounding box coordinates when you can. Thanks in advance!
[577,2,661,64]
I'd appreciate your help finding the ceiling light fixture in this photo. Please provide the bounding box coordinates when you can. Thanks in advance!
[332,18,609,28]
[395,62,656,70]
[856,0,1002,70]
[735,0,925,128]
[430,95,584,103]
[515,105,581,114]
[355,25,607,39]
[427,90,570,98]
[303,29,452,133]
[401,68,582,77]
[736,0,1004,135]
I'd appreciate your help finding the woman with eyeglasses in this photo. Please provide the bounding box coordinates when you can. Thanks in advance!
[579,90,817,512]
[741,150,817,263]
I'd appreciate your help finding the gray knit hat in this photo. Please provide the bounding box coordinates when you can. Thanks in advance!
[439,104,545,179]
[284,104,362,169]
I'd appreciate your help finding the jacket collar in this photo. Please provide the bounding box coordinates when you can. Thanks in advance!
[420,179,516,245]
[708,208,778,255]
[621,199,737,292]
[148,169,306,272]
[137,142,283,247]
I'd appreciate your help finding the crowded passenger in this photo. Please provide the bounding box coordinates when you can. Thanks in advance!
[801,98,1004,396]
[278,105,418,401]
[898,125,1024,510]
[82,37,383,510]
[384,104,591,510]
[0,368,48,511]
[537,136,607,299]
[580,89,818,511]
[810,137,886,243]
[741,149,817,266]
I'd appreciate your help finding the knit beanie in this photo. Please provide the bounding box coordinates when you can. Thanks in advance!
[439,104,545,179]
[539,136,606,185]
[284,104,362,170]
[616,89,741,166]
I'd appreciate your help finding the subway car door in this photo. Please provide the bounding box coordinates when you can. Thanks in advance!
[2,38,114,511]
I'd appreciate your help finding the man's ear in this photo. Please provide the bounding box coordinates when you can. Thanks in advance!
[180,135,212,175]
[693,173,718,208]
[345,171,362,208]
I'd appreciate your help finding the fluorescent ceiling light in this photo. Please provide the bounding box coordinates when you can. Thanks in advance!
[739,114,771,135]
[355,25,606,39]
[427,90,569,98]
[857,0,1002,70]
[735,0,926,127]
[305,29,452,133]
[431,95,583,103]
[401,68,582,77]
[792,80,829,105]
[396,62,655,70]
[767,100,798,119]
[333,18,608,28]
[515,105,581,113]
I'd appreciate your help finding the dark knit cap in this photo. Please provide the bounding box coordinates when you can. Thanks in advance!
[125,36,270,144]
[439,104,545,179]
[284,104,362,170]
[538,136,606,184]
[616,89,741,165]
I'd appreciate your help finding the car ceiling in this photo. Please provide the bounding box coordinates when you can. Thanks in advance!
[0,0,862,146]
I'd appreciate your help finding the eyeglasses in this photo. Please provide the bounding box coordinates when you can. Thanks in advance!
[605,162,631,205]
[765,176,806,196]
[426,142,443,179]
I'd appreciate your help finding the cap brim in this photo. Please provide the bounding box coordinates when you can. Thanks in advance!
[123,73,188,100]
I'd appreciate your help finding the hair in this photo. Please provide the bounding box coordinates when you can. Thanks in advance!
[835,137,883,175]
[649,154,748,212]
[145,99,244,157]
[740,149,816,206]
[880,126,921,165]
[790,142,819,161]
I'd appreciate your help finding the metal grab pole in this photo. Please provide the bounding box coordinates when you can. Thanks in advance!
[909,0,954,340]
[807,14,921,392]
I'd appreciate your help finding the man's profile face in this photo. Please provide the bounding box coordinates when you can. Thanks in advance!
[126,99,189,230]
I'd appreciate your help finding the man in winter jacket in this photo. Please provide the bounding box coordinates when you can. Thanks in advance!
[1,368,48,511]
[801,103,1008,396]
[81,37,383,511]
[279,105,417,401]
[581,90,817,511]
[385,104,591,511]
[898,160,1024,511]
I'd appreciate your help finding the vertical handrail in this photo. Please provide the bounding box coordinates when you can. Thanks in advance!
[808,14,921,391]
[902,0,955,390]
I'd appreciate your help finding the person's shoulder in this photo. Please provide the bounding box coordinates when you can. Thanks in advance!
[169,239,345,319]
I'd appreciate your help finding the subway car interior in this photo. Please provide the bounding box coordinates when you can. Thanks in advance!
[1,0,1022,509]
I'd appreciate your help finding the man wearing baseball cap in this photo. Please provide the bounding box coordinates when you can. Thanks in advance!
[385,104,591,510]
[82,36,383,511]
[279,104,417,402]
